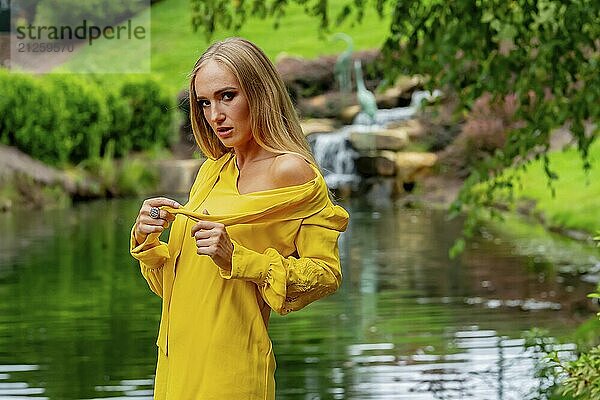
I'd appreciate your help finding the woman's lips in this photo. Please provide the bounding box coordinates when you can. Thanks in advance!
[216,127,233,138]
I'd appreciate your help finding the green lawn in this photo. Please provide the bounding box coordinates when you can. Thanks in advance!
[504,139,600,234]
[59,0,392,95]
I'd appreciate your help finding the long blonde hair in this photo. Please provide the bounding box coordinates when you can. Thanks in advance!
[188,37,316,166]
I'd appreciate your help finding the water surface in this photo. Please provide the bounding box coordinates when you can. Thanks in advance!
[0,198,597,399]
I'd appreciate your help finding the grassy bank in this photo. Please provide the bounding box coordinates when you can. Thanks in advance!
[59,0,392,95]
[497,139,599,235]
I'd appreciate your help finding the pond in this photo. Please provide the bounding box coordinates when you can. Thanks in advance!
[0,198,597,400]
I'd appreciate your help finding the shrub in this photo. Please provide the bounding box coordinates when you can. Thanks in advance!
[46,74,110,162]
[92,77,134,157]
[0,70,13,144]
[0,71,175,165]
[117,156,159,196]
[0,70,71,164]
[119,77,175,152]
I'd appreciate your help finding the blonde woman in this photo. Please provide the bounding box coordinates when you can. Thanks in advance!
[130,37,349,399]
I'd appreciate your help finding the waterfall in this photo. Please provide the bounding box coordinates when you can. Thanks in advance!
[308,130,361,190]
[308,90,441,192]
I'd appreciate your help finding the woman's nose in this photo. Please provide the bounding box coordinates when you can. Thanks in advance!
[210,105,225,123]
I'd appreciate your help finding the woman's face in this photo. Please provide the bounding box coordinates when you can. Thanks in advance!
[194,60,252,148]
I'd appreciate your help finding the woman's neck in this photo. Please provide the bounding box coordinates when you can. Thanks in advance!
[233,139,275,170]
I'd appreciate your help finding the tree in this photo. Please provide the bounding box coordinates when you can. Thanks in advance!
[191,0,599,252]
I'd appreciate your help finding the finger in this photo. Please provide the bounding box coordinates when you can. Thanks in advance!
[141,215,168,226]
[190,220,219,236]
[151,209,171,220]
[140,218,169,228]
[137,223,164,235]
[193,228,213,239]
[144,197,181,208]
[195,238,216,248]
[196,245,216,256]
[143,206,176,224]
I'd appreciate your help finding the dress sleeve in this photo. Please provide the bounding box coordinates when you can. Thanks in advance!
[219,203,347,315]
[129,226,172,298]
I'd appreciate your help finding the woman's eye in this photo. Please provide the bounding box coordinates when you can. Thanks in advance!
[222,92,235,101]
[198,99,210,107]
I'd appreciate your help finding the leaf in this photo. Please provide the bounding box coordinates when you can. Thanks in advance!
[448,238,465,259]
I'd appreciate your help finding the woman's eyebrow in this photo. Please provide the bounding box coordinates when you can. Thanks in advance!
[197,86,237,100]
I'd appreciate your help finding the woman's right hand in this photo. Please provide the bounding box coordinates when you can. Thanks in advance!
[134,197,181,245]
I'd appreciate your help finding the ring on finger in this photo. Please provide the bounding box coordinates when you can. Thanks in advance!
[149,207,161,219]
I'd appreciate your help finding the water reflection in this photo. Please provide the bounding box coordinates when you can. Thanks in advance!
[0,198,597,399]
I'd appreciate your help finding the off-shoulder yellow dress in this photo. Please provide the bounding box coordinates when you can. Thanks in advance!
[130,152,349,400]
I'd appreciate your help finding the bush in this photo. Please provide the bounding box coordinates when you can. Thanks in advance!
[93,78,133,157]
[46,74,110,162]
[119,77,175,152]
[0,70,71,164]
[0,70,175,165]
[117,156,159,196]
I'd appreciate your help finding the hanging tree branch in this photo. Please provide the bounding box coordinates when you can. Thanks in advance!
[191,0,600,255]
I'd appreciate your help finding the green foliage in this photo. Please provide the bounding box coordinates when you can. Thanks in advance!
[549,346,600,400]
[94,79,134,158]
[0,70,71,164]
[0,71,174,165]
[117,157,159,196]
[119,77,176,153]
[46,75,111,162]
[523,282,600,400]
[77,140,160,197]
[522,328,562,399]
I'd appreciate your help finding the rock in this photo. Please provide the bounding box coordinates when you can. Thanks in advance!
[387,119,428,140]
[395,75,424,95]
[276,49,381,98]
[0,197,12,212]
[339,105,361,125]
[154,159,204,194]
[376,86,406,109]
[277,55,336,98]
[355,154,396,176]
[348,128,409,151]
[0,144,98,197]
[376,76,424,109]
[393,152,438,182]
[297,92,356,119]
[0,144,62,186]
[301,119,338,136]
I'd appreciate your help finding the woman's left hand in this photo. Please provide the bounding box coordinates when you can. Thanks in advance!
[191,210,233,272]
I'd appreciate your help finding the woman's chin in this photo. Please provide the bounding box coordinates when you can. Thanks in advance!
[217,136,234,146]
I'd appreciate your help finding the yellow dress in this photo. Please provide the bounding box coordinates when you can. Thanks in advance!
[130,152,349,399]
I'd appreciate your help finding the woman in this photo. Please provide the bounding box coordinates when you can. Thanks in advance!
[130,37,349,399]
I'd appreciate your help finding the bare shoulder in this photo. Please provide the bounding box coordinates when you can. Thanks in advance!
[270,153,317,188]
